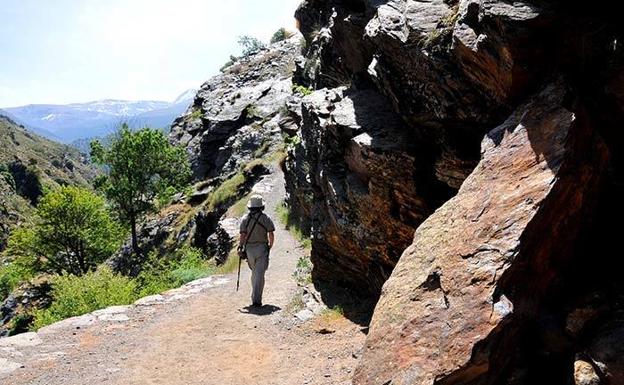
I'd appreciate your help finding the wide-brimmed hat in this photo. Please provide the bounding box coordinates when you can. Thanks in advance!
[247,194,265,209]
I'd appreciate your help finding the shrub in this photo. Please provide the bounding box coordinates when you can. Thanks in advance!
[270,28,294,44]
[238,35,266,57]
[189,108,203,120]
[169,247,213,284]
[136,246,213,297]
[220,55,239,72]
[5,186,123,276]
[292,84,313,96]
[31,268,138,329]
[0,256,37,300]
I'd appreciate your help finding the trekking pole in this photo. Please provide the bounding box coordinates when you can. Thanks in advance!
[236,254,242,291]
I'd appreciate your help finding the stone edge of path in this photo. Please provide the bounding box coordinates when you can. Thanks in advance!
[0,275,230,377]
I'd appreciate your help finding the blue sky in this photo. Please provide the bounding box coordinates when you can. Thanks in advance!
[0,0,301,107]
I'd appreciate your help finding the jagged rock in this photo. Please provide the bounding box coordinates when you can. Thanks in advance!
[205,224,233,264]
[0,277,52,337]
[353,82,608,385]
[170,37,303,181]
[287,86,451,295]
[574,359,601,385]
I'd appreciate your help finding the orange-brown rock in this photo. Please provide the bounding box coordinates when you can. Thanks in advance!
[353,82,608,385]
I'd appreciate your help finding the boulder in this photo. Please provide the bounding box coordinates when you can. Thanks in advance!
[170,37,303,181]
[353,82,608,385]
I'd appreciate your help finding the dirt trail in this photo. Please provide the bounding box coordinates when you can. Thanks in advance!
[0,167,366,385]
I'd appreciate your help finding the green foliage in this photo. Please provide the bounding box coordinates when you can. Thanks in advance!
[0,163,16,189]
[276,201,312,249]
[0,256,37,300]
[31,267,138,329]
[156,185,179,209]
[293,255,313,285]
[238,35,266,57]
[168,247,213,284]
[136,246,213,297]
[90,125,191,256]
[270,28,294,44]
[5,186,123,276]
[245,104,262,119]
[292,84,313,96]
[189,108,203,120]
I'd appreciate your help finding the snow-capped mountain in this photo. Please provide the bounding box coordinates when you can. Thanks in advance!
[1,90,197,143]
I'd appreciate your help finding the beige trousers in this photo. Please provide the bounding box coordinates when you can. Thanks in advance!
[246,243,269,305]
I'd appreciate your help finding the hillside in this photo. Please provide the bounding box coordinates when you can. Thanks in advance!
[0,114,97,250]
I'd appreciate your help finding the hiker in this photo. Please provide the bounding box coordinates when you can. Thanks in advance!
[239,194,275,307]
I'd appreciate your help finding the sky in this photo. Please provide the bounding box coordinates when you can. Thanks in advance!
[0,0,301,108]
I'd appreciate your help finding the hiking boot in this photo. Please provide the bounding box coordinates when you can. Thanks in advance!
[252,302,262,307]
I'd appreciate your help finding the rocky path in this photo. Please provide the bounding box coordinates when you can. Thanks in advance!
[0,167,366,385]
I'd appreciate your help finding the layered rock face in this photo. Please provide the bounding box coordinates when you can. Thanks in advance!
[288,0,624,383]
[289,87,452,293]
[354,81,607,384]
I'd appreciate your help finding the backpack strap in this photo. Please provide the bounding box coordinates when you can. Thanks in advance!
[242,212,263,249]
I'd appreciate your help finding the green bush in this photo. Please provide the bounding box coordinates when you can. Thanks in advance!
[220,55,239,72]
[136,246,213,297]
[270,28,294,44]
[291,84,313,96]
[5,186,124,276]
[0,256,37,300]
[169,247,213,284]
[238,35,266,57]
[31,267,138,329]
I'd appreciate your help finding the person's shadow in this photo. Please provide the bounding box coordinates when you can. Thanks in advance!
[238,304,281,316]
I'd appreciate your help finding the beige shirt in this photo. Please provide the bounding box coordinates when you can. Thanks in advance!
[240,211,275,244]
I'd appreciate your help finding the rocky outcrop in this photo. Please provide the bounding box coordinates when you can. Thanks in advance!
[288,86,452,294]
[354,81,608,385]
[170,36,303,181]
[286,0,624,383]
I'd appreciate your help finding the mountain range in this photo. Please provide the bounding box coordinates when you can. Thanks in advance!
[0,89,196,143]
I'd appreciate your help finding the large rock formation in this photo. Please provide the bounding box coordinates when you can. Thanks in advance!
[170,36,302,181]
[286,0,624,383]
[354,81,607,384]
[288,87,452,294]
